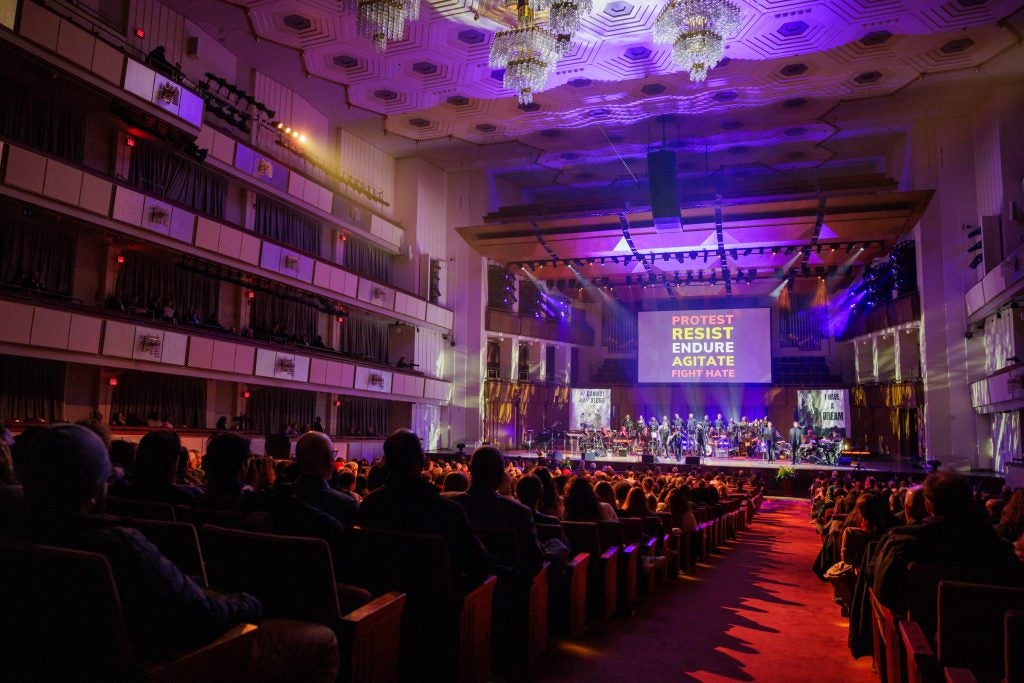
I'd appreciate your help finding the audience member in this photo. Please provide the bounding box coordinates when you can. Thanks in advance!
[451,446,544,573]
[123,430,201,505]
[194,433,253,512]
[293,432,357,527]
[358,429,494,586]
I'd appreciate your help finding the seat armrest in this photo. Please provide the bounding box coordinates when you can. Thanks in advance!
[900,620,937,683]
[943,668,977,683]
[600,546,619,562]
[148,623,258,683]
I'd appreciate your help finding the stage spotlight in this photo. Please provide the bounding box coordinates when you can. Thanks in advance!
[967,226,981,238]
[690,252,697,261]
[968,242,983,252]
[969,254,983,269]
[730,249,738,259]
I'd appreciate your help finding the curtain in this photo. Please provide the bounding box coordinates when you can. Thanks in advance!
[249,387,317,435]
[127,141,227,218]
[340,316,389,364]
[254,195,322,257]
[602,300,638,352]
[0,85,85,162]
[337,397,387,437]
[343,237,392,284]
[111,371,206,428]
[115,252,220,320]
[779,294,825,351]
[0,355,65,422]
[0,216,77,294]
[248,292,319,340]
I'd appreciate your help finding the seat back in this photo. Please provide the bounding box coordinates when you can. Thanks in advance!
[937,581,1024,681]
[617,517,646,545]
[200,525,340,624]
[106,495,176,521]
[907,563,1024,644]
[1005,610,1024,683]
[129,519,208,587]
[536,523,567,545]
[0,540,134,681]
[562,521,602,555]
[597,520,626,551]
[343,527,462,679]
[176,505,245,528]
[476,527,521,567]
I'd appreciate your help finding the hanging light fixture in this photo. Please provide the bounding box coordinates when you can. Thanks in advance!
[353,0,421,52]
[654,0,741,82]
[532,0,593,55]
[489,0,562,105]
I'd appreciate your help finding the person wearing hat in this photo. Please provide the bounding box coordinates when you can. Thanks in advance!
[9,424,339,681]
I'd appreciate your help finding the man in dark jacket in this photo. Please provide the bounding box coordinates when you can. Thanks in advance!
[358,429,494,586]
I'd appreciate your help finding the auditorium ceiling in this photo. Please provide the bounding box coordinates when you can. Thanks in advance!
[169,0,1024,198]
[160,0,1022,297]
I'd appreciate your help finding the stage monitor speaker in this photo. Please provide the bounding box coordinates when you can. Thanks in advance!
[641,454,655,465]
[837,456,853,467]
[618,448,628,458]
[584,451,597,462]
[648,149,681,230]
[684,456,701,465]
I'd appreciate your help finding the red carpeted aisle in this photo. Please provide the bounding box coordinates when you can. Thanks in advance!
[530,498,874,682]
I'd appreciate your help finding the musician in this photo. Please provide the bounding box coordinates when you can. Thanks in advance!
[694,421,708,459]
[686,413,697,434]
[788,421,803,465]
[658,417,670,456]
[762,420,778,462]
[669,428,683,460]
[714,413,725,433]
[672,413,683,431]
[636,415,645,438]
[647,416,658,436]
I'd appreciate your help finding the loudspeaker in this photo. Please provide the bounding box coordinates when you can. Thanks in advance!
[648,149,680,230]
[186,36,200,57]
[584,451,597,462]
[618,448,628,458]
[837,456,853,467]
[641,454,655,465]
[685,456,701,465]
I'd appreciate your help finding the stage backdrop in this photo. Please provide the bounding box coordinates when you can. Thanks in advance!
[637,308,772,384]
[797,389,850,436]
[570,388,611,430]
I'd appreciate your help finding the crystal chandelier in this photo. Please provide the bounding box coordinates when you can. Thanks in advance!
[489,0,562,105]
[532,0,594,56]
[354,0,420,52]
[654,0,741,82]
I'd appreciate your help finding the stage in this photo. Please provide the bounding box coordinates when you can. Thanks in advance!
[504,449,936,477]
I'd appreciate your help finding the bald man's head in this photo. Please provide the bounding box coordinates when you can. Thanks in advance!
[296,431,334,480]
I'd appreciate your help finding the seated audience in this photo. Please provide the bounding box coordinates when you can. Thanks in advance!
[7,424,339,681]
[563,477,615,522]
[873,470,1020,615]
[516,474,562,526]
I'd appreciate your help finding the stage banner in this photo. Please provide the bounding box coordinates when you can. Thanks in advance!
[797,389,850,436]
[571,388,611,430]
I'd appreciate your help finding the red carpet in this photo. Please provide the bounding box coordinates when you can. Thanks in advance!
[530,499,874,682]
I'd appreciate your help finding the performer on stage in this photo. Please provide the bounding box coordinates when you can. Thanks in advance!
[714,413,725,433]
[622,414,634,434]
[672,413,683,431]
[669,427,683,460]
[647,416,658,436]
[658,417,670,456]
[762,420,778,462]
[695,420,708,459]
[788,421,803,465]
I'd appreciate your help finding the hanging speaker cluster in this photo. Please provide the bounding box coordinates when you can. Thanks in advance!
[648,149,681,231]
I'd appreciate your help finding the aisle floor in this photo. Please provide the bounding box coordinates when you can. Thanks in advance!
[529,498,875,682]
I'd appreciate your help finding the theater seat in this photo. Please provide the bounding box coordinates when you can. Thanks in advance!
[199,526,405,683]
[0,538,257,682]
